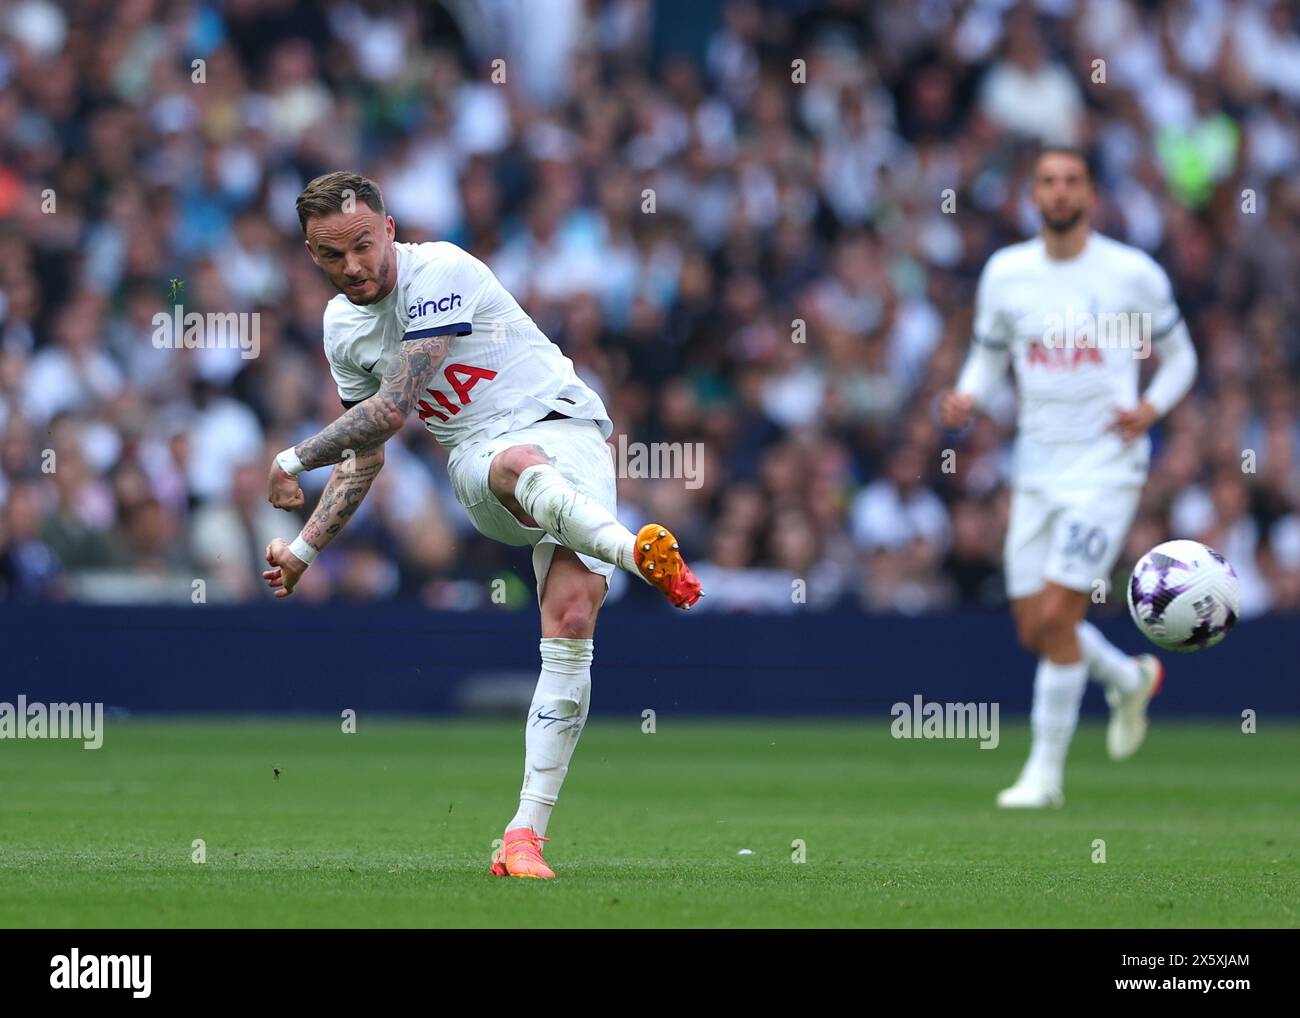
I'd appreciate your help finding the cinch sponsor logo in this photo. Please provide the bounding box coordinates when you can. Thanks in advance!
[0,696,103,749]
[408,293,463,317]
[50,949,151,998]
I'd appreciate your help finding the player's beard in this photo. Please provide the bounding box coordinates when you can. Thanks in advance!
[372,249,392,295]
[343,250,393,305]
[1042,205,1086,234]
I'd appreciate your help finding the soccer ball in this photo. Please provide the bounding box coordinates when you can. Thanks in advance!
[1127,540,1240,652]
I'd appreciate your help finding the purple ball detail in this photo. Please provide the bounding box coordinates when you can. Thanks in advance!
[1181,607,1237,648]
[1131,552,1190,623]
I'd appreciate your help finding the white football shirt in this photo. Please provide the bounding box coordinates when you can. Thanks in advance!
[323,241,612,449]
[966,232,1183,490]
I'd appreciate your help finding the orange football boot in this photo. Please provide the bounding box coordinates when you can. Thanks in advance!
[490,826,555,879]
[633,524,703,609]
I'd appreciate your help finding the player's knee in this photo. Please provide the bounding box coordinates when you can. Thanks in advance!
[541,576,600,638]
[550,600,597,639]
[491,444,550,490]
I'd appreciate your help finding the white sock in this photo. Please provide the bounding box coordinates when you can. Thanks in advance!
[509,637,593,838]
[1076,621,1142,693]
[515,464,637,574]
[510,799,552,835]
[1024,658,1088,788]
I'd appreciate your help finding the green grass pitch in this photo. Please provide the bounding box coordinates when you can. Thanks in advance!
[0,718,1295,928]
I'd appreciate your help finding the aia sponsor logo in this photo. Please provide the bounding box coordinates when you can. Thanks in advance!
[408,293,463,317]
[1026,339,1105,369]
[416,363,498,422]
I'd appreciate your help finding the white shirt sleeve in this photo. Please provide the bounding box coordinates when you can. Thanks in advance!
[323,306,381,407]
[956,256,1013,405]
[1134,253,1183,342]
[1143,319,1197,417]
[402,244,493,342]
[328,352,379,407]
[1134,254,1196,417]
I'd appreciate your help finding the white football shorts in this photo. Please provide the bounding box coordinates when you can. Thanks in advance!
[1004,485,1142,600]
[446,416,617,604]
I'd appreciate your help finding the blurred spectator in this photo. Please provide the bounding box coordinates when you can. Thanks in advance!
[0,0,1296,614]
[977,15,1083,145]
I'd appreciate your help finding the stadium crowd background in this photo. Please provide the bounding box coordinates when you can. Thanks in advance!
[1,0,1298,615]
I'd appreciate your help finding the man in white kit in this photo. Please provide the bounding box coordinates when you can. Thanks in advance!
[941,148,1197,808]
[262,172,703,875]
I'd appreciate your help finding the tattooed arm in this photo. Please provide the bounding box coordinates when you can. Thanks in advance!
[298,335,449,467]
[301,445,386,550]
[263,444,385,598]
[267,334,450,509]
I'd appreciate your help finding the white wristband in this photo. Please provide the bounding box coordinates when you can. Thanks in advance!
[276,447,306,476]
[288,535,318,566]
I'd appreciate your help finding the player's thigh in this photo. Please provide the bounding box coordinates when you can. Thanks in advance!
[447,437,544,546]
[1043,487,1142,600]
[539,546,608,639]
[449,420,600,541]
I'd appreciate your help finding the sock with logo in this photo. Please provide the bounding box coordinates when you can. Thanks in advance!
[509,637,593,837]
[1023,657,1088,788]
[1076,620,1142,693]
[515,463,637,574]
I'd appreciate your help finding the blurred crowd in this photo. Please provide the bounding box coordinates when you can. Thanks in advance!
[1,0,1298,613]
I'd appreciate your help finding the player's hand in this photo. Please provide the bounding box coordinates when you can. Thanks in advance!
[1109,400,1159,443]
[263,538,308,598]
[267,461,304,510]
[940,391,975,429]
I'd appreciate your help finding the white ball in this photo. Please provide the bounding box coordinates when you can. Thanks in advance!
[1127,539,1241,652]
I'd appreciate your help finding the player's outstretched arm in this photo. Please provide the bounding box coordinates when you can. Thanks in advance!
[299,334,451,466]
[263,444,385,598]
[267,334,451,508]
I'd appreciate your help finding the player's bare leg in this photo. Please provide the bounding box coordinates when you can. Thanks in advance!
[999,583,1091,808]
[490,443,702,608]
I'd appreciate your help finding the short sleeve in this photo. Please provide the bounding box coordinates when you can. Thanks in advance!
[402,245,492,342]
[323,305,381,407]
[329,356,378,407]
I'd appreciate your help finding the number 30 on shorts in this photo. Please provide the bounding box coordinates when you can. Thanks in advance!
[1062,521,1107,562]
